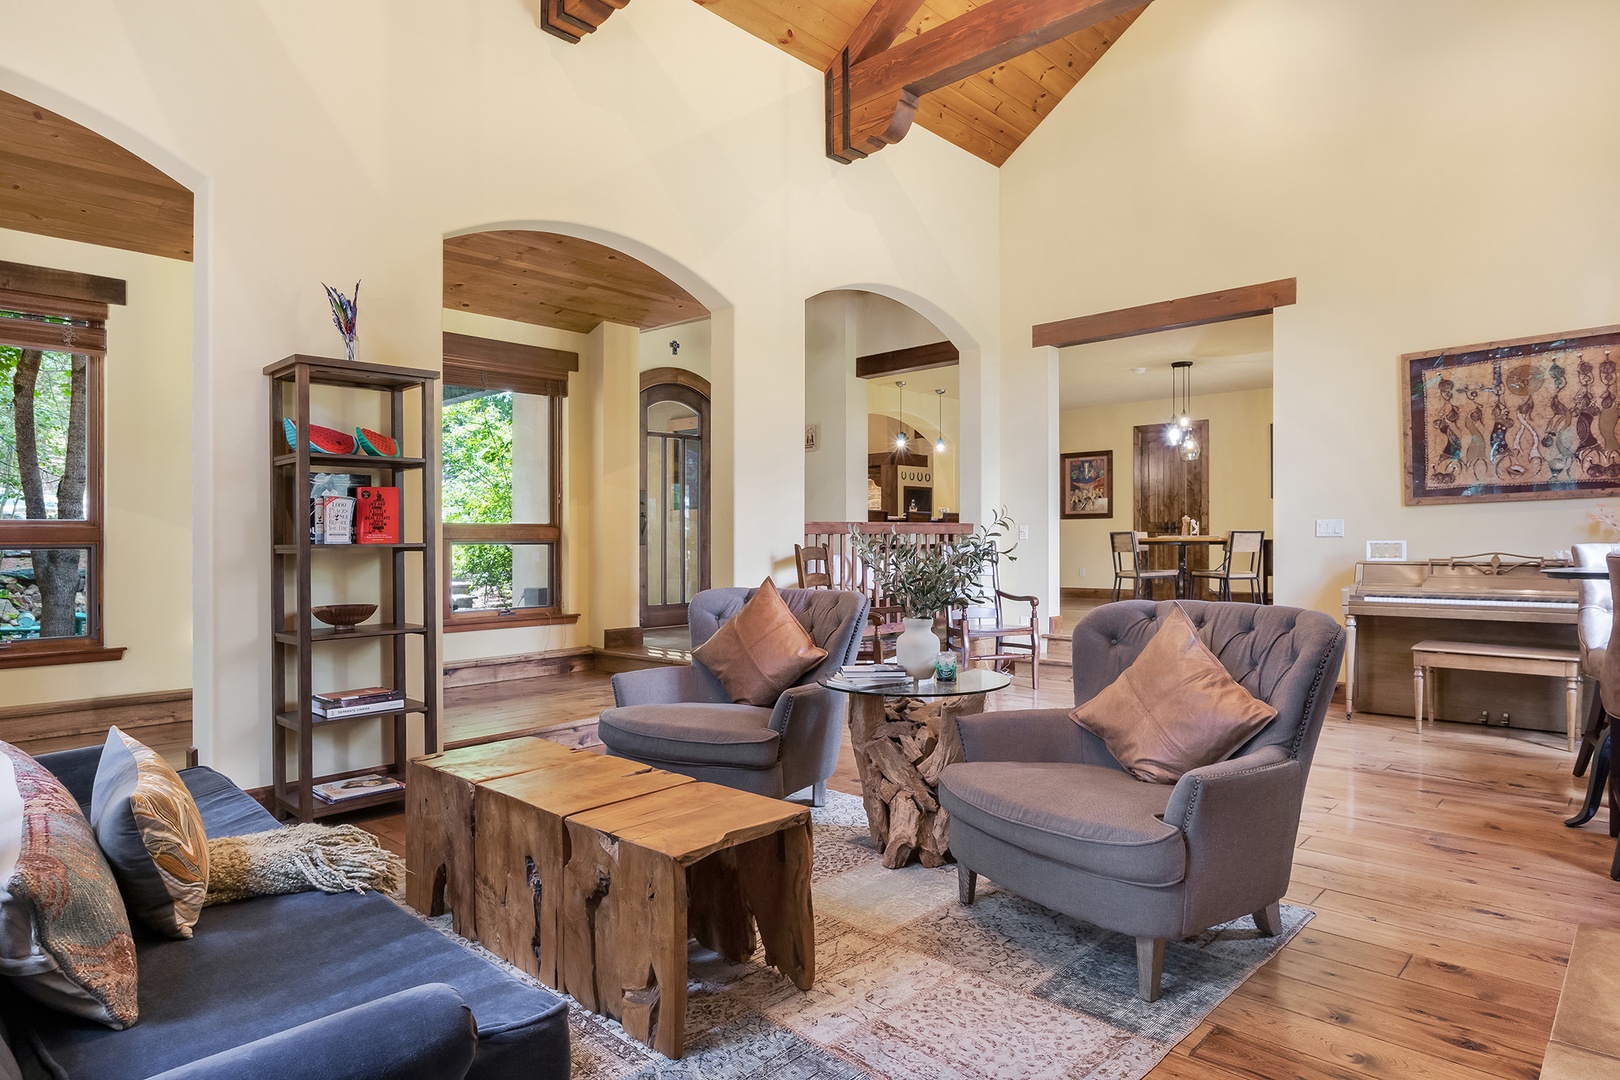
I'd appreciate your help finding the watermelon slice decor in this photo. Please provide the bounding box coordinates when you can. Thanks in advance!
[355,427,399,456]
[282,417,356,454]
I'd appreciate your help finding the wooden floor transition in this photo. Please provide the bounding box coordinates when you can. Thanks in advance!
[348,667,1616,1079]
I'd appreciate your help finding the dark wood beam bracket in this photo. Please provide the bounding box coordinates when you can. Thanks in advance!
[538,0,631,42]
[856,340,959,379]
[1032,278,1298,349]
[826,0,1149,163]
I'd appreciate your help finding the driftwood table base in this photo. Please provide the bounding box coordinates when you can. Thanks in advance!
[846,692,987,868]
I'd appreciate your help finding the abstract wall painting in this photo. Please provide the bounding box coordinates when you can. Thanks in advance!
[1402,324,1620,505]
[1061,450,1113,519]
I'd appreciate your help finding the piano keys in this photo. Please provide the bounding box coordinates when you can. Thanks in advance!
[1343,553,1585,733]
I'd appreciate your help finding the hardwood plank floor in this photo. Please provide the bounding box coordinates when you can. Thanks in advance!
[352,663,1614,1077]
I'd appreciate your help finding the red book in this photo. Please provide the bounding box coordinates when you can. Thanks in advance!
[352,486,401,544]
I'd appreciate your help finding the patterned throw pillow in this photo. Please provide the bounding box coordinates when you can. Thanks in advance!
[0,741,138,1029]
[91,726,209,939]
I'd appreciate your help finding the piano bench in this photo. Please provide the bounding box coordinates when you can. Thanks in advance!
[1412,640,1583,750]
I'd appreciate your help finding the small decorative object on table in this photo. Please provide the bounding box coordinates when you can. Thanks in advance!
[310,603,377,632]
[934,651,958,681]
[322,280,360,362]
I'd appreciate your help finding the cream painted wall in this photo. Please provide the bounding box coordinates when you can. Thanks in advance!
[439,310,591,664]
[0,0,999,785]
[1059,387,1273,589]
[0,228,192,704]
[1002,0,1620,623]
[640,320,710,382]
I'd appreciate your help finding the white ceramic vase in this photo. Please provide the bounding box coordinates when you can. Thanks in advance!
[895,617,941,680]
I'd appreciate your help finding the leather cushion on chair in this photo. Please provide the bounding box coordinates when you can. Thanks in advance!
[940,761,1186,886]
[597,703,780,769]
[691,578,827,706]
[1069,604,1277,783]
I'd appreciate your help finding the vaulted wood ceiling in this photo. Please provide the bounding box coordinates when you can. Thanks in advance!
[443,230,708,334]
[0,90,193,261]
[699,0,1147,166]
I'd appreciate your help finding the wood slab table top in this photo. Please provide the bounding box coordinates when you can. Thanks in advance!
[477,752,695,819]
[566,781,809,864]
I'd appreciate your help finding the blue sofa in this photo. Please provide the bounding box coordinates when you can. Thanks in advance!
[1,747,570,1080]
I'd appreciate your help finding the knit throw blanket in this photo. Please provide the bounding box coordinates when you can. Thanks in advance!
[205,824,404,906]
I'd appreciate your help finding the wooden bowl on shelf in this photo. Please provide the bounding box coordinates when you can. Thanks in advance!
[310,603,377,632]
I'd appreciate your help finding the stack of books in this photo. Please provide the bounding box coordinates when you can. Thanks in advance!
[836,663,914,690]
[312,774,404,804]
[311,686,406,718]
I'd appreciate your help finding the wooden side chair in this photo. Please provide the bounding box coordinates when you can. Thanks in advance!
[1110,531,1178,601]
[793,543,832,589]
[954,559,1040,690]
[1190,530,1266,602]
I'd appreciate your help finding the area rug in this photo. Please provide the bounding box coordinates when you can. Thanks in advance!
[420,790,1311,1080]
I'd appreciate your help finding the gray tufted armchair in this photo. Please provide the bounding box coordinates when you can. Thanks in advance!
[938,600,1345,1001]
[598,587,869,804]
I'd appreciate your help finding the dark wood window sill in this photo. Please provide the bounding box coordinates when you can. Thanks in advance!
[0,643,127,670]
[445,611,581,634]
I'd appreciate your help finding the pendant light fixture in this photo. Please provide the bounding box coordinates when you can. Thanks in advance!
[1174,360,1200,462]
[934,388,947,454]
[894,380,908,451]
[1164,363,1186,448]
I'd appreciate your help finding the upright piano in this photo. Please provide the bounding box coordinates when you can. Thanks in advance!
[1342,554,1582,732]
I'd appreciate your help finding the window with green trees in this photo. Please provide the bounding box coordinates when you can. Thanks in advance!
[0,274,116,668]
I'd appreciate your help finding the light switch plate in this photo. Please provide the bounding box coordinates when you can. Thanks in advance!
[1315,519,1345,538]
[1019,525,1030,540]
[1367,540,1407,561]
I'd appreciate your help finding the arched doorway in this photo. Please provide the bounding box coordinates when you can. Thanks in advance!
[640,374,710,627]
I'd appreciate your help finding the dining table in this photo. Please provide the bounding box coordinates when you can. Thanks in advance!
[1137,535,1227,599]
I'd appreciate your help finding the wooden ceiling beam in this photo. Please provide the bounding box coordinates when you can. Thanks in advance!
[856,340,958,379]
[1031,278,1297,350]
[826,0,1148,162]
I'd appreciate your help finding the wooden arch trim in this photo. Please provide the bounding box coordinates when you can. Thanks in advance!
[640,367,711,397]
[1032,278,1297,349]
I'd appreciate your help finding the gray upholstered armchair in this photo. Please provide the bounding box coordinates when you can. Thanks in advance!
[598,586,869,804]
[938,600,1345,1001]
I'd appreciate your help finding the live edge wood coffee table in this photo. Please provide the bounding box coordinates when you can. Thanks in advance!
[406,738,814,1058]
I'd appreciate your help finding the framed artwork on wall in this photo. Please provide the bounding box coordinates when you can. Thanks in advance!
[1401,323,1620,505]
[1060,450,1113,519]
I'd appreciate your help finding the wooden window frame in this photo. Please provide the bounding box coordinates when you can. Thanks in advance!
[0,265,125,667]
[442,360,575,633]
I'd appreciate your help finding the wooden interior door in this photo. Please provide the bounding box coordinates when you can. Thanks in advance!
[1133,422,1211,592]
[640,384,710,627]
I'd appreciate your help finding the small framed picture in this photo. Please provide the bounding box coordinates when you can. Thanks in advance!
[805,423,820,453]
[1060,450,1113,520]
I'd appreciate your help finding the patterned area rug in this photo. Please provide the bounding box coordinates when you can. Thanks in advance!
[425,791,1310,1079]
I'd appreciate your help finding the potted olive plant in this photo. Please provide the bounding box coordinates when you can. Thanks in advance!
[849,510,1017,678]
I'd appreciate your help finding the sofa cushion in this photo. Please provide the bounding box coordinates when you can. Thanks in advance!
[939,761,1186,887]
[20,888,569,1080]
[598,703,779,769]
[90,727,209,939]
[1069,604,1277,783]
[692,578,827,706]
[0,742,138,1030]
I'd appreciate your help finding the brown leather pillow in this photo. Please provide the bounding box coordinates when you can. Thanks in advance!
[1070,604,1278,783]
[693,578,828,706]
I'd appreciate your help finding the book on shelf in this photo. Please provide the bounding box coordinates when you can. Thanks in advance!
[312,774,404,803]
[313,686,398,707]
[309,472,373,543]
[311,696,407,719]
[352,486,401,544]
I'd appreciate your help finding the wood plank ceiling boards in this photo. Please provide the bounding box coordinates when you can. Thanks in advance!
[443,231,709,334]
[0,90,193,261]
[539,0,1145,166]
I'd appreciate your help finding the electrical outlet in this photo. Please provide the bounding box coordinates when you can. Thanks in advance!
[1018,525,1030,540]
[1077,567,1086,578]
[1315,519,1345,538]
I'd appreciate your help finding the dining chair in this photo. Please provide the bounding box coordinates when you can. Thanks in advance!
[1189,530,1265,603]
[793,543,832,589]
[953,557,1040,690]
[1110,531,1178,601]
